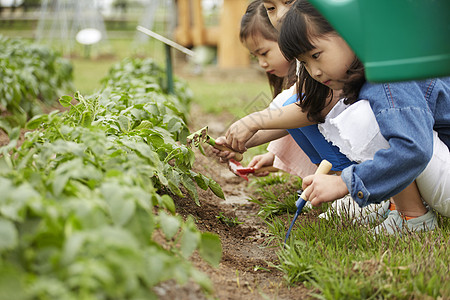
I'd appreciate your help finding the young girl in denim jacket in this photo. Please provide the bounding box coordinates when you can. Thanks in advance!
[225,0,450,234]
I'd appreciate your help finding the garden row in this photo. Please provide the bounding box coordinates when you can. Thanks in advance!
[0,37,222,299]
[0,35,73,131]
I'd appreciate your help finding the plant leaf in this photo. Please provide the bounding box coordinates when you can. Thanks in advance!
[198,232,222,268]
[180,226,200,259]
[0,218,18,251]
[159,211,180,240]
[160,194,175,214]
[59,95,73,107]
[208,179,225,199]
[194,173,209,190]
[181,175,199,206]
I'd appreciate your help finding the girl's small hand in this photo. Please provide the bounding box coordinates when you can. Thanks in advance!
[247,152,275,177]
[225,115,259,153]
[210,136,236,163]
[302,174,349,206]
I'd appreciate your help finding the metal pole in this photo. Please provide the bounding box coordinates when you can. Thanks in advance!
[165,44,174,94]
[136,26,194,95]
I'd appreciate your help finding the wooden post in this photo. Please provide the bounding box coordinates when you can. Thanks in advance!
[174,0,192,46]
[217,0,250,68]
[192,0,206,45]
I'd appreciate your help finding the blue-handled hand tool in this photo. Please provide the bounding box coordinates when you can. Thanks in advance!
[284,160,333,243]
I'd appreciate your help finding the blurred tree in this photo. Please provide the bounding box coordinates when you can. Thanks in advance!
[22,0,42,12]
[114,0,127,14]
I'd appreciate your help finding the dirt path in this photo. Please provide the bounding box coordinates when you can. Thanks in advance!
[154,102,314,299]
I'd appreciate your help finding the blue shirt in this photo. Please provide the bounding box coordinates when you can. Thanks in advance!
[283,94,355,171]
[341,77,450,206]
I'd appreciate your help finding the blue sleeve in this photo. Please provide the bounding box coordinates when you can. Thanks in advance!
[342,81,434,206]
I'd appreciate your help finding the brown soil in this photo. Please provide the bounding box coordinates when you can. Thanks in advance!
[152,93,315,299]
[164,152,313,300]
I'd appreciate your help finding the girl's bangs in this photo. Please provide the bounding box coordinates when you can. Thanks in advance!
[240,4,277,43]
[279,7,316,61]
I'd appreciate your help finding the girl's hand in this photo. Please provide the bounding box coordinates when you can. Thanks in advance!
[210,136,237,163]
[225,115,259,153]
[302,174,349,206]
[247,152,275,177]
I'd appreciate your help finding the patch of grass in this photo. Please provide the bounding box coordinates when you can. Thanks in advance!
[254,179,450,299]
[249,174,309,218]
[251,172,293,187]
[277,227,450,299]
[71,39,167,94]
[187,76,270,118]
[71,58,115,94]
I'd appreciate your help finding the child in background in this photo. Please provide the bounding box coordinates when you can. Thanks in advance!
[224,0,449,234]
[262,0,295,29]
[225,0,318,179]
[214,0,381,218]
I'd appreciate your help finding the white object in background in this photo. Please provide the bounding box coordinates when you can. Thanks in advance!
[76,28,102,45]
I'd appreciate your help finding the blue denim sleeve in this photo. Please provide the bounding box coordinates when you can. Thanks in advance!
[341,81,435,207]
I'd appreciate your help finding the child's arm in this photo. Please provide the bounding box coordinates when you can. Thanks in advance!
[246,129,288,148]
[340,81,436,206]
[211,130,287,161]
[225,103,314,152]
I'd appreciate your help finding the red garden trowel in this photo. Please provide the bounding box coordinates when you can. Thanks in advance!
[186,126,244,161]
[228,159,279,181]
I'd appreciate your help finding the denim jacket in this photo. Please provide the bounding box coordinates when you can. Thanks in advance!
[341,77,450,207]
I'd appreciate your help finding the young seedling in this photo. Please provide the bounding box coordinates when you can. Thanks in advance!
[186,126,244,161]
[216,212,243,227]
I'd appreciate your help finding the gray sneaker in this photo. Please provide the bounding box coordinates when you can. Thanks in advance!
[354,200,391,225]
[372,209,437,235]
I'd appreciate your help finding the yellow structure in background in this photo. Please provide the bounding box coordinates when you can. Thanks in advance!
[174,0,250,68]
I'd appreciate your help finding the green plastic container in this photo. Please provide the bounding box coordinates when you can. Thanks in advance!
[309,0,450,82]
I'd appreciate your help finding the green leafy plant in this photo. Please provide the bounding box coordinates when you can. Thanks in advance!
[0,57,224,299]
[0,35,73,131]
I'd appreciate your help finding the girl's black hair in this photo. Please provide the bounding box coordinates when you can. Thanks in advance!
[278,0,365,122]
[240,0,296,98]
